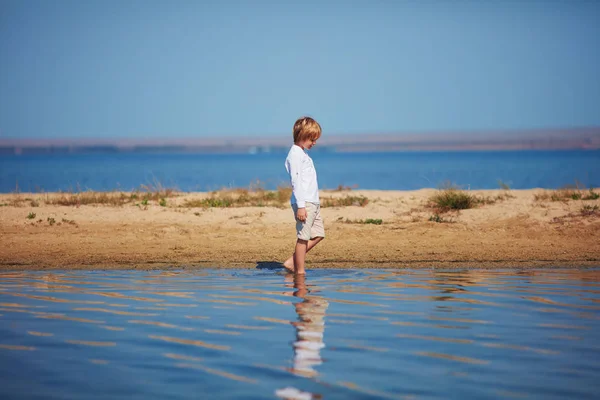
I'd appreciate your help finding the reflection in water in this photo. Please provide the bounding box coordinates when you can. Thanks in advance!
[0,268,599,399]
[286,274,329,378]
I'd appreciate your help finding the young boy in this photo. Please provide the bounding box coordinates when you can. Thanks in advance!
[283,116,325,275]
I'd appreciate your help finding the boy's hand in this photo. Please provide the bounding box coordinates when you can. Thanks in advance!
[296,208,307,222]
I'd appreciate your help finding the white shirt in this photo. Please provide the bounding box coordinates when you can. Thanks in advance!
[284,144,320,208]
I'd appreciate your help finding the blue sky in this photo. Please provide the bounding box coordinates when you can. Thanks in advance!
[1,0,599,139]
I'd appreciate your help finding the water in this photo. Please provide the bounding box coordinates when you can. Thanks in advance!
[1,268,599,399]
[1,150,599,193]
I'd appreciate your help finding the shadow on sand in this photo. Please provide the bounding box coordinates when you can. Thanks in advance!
[255,261,286,270]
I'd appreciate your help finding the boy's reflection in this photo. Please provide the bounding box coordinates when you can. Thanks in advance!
[284,274,329,378]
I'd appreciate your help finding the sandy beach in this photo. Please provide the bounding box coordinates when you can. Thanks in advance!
[0,189,599,270]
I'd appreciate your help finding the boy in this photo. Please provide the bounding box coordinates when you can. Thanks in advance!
[282,116,325,275]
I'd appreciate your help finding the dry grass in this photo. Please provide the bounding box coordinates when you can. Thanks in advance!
[336,217,382,224]
[323,184,359,192]
[46,188,178,207]
[47,191,135,206]
[181,186,292,208]
[9,184,179,207]
[428,186,515,213]
[180,186,369,209]
[580,204,599,217]
[534,186,599,202]
[321,195,369,208]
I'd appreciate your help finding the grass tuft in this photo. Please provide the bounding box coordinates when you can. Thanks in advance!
[428,188,477,211]
[583,189,600,200]
[429,184,515,213]
[428,213,454,223]
[580,204,599,216]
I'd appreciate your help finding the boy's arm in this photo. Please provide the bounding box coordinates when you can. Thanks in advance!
[288,151,305,208]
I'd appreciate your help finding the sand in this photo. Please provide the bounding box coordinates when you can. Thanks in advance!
[0,189,599,270]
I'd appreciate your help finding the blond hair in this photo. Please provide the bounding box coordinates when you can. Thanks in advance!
[293,116,322,144]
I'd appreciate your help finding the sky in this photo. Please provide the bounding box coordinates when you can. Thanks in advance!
[0,0,599,139]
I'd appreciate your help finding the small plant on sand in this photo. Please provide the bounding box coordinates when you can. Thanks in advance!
[30,199,40,207]
[159,198,167,207]
[364,218,383,225]
[497,180,511,190]
[580,204,599,216]
[27,212,36,219]
[61,218,77,225]
[429,186,476,212]
[583,188,600,200]
[429,213,445,223]
[551,189,582,201]
[47,217,56,226]
[141,199,149,206]
[533,192,551,201]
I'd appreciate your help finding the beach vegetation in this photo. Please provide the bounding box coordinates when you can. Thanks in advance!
[48,191,132,206]
[182,185,293,209]
[321,195,369,207]
[534,186,599,202]
[27,212,36,219]
[478,192,516,204]
[185,182,367,209]
[47,217,56,226]
[42,180,177,207]
[580,204,599,216]
[30,199,40,207]
[429,183,514,212]
[497,180,511,190]
[428,187,477,211]
[324,184,358,192]
[336,217,383,225]
[62,218,77,225]
[159,198,167,207]
[428,213,453,223]
[583,189,600,200]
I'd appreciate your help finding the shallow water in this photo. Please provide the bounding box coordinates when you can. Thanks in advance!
[0,268,599,399]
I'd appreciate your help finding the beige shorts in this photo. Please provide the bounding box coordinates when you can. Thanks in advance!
[292,202,325,241]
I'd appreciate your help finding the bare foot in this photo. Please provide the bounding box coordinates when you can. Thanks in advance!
[283,259,294,272]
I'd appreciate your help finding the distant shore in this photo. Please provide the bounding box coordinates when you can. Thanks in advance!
[0,189,599,270]
[1,126,599,155]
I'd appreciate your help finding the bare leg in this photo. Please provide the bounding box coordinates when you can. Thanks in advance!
[284,237,324,272]
[293,239,308,275]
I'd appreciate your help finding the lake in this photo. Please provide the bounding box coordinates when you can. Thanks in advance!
[0,268,599,399]
[1,150,599,193]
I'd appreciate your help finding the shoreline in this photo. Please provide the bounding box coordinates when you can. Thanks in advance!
[1,189,599,270]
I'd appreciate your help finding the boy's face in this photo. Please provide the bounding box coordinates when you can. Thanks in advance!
[300,137,318,150]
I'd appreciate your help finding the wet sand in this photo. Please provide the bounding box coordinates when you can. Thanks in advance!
[0,189,599,270]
